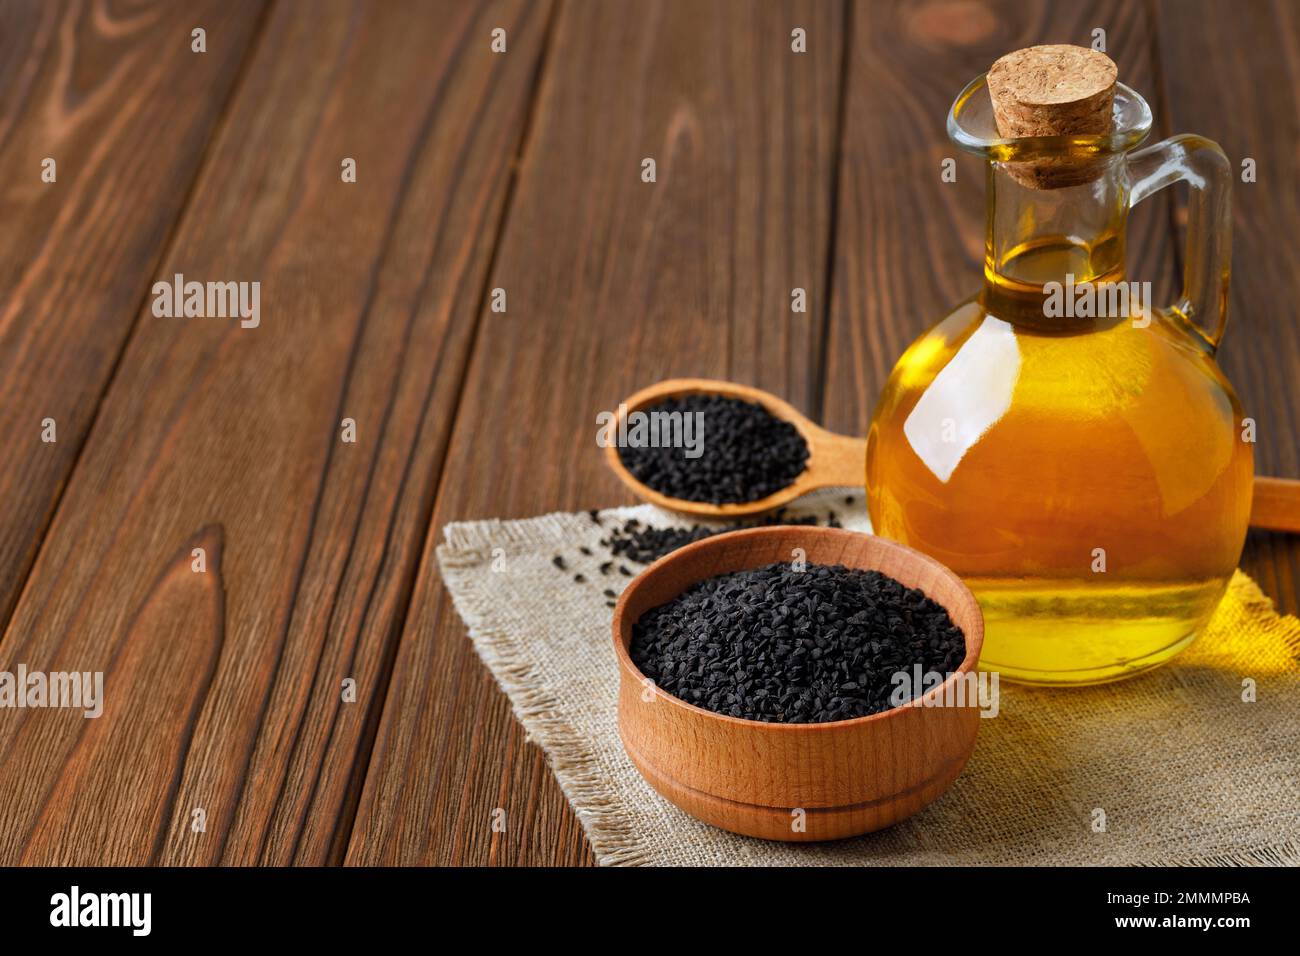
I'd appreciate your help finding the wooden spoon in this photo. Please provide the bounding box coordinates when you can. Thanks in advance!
[603,378,865,519]
[604,378,1300,533]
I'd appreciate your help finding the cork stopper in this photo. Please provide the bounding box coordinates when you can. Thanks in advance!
[987,44,1118,188]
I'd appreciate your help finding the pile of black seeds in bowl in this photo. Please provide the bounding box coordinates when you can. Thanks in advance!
[630,561,965,723]
[617,394,810,504]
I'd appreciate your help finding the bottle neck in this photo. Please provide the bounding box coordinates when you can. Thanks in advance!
[980,156,1130,324]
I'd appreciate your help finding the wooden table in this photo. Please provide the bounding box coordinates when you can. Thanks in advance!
[0,0,1295,866]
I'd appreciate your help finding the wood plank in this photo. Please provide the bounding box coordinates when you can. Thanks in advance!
[19,527,226,864]
[1154,0,1300,616]
[0,0,267,630]
[347,0,845,865]
[821,0,1176,438]
[0,0,552,865]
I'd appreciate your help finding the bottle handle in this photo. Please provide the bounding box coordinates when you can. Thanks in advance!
[1125,134,1233,350]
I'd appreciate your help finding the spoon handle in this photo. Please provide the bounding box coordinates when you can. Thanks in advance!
[1252,477,1300,534]
[805,431,868,489]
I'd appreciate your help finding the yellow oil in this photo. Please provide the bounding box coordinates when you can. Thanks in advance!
[867,238,1253,685]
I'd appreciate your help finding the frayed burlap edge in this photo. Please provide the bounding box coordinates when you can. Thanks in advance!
[1143,842,1300,867]
[1232,571,1300,660]
[439,508,655,866]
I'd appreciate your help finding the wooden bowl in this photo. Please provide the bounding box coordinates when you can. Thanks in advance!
[613,526,984,842]
[603,378,866,519]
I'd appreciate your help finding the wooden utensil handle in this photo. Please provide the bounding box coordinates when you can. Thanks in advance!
[806,432,868,489]
[1252,477,1300,534]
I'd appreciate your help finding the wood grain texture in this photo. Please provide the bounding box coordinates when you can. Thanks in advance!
[0,0,1294,868]
[613,526,983,841]
[1153,0,1300,616]
[0,0,267,631]
[19,527,226,865]
[0,0,551,865]
[352,0,1300,866]
[346,0,845,865]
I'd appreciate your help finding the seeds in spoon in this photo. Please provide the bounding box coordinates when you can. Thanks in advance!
[616,394,810,504]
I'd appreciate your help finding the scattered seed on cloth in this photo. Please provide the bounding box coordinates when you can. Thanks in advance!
[629,561,965,723]
[603,510,828,565]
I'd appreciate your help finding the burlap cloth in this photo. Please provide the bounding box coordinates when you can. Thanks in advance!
[438,493,1300,866]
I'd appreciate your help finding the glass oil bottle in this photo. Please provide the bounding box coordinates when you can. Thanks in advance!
[866,47,1253,684]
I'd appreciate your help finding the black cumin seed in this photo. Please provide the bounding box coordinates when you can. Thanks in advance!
[579,546,593,556]
[573,573,586,583]
[618,565,633,577]
[603,589,617,598]
[601,510,828,566]
[615,394,810,504]
[552,555,567,570]
[599,561,613,575]
[628,561,965,724]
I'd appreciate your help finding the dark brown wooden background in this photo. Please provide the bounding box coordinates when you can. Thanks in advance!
[0,0,1295,866]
